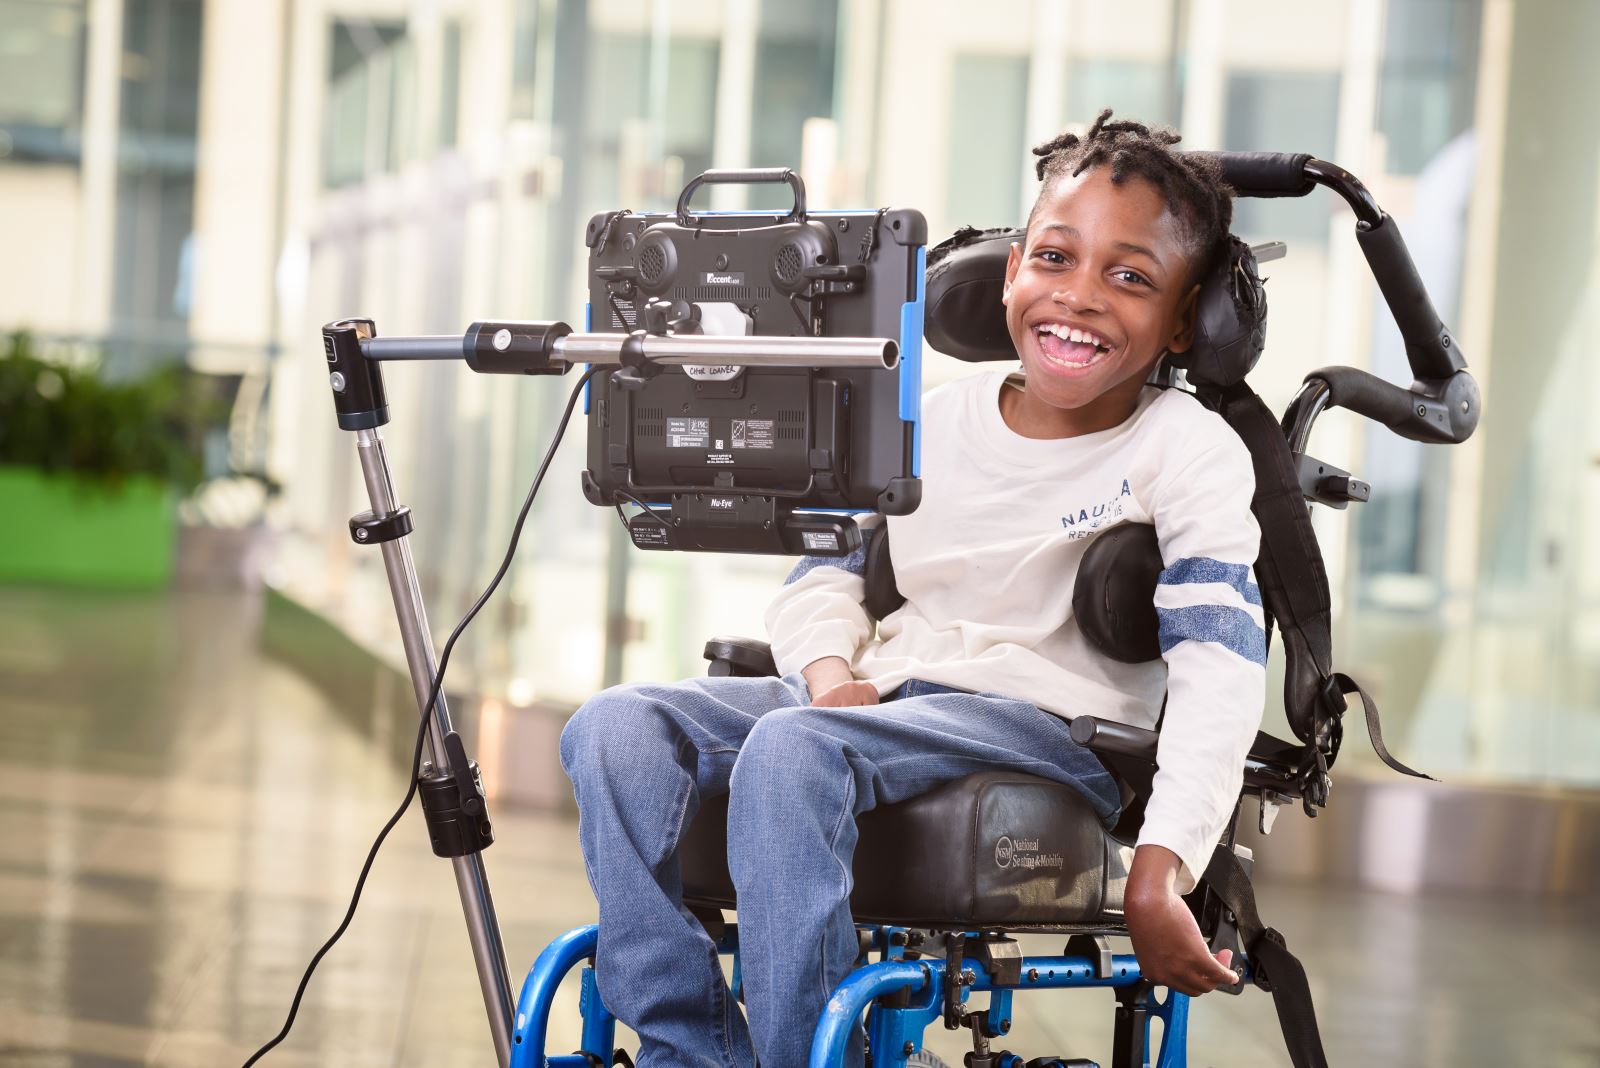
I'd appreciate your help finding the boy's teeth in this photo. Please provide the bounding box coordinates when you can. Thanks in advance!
[1037,323,1110,350]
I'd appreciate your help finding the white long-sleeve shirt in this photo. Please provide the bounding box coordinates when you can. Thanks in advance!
[764,369,1266,891]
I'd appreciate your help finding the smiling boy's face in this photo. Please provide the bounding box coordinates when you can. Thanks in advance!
[1001,166,1201,437]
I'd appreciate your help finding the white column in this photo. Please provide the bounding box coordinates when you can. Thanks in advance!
[1441,0,1514,613]
[709,0,759,210]
[1317,0,1386,614]
[831,0,882,205]
[188,0,288,371]
[1020,0,1070,214]
[73,0,125,334]
[1178,0,1226,149]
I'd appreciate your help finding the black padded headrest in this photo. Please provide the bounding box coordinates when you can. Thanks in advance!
[924,227,1023,363]
[923,227,1268,389]
[1167,234,1267,388]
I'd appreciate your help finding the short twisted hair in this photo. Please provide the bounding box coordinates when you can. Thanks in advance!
[1029,109,1234,282]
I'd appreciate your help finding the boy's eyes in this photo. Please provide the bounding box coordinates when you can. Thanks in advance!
[1031,250,1152,288]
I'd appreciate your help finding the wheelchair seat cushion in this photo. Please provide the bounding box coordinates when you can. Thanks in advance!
[679,770,1134,929]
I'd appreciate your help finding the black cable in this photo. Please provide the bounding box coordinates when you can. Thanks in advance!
[613,488,671,529]
[242,366,603,1067]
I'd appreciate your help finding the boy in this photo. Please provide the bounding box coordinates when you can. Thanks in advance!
[560,111,1263,1068]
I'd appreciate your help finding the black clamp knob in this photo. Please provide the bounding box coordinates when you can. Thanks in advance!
[349,507,414,545]
[1294,452,1371,510]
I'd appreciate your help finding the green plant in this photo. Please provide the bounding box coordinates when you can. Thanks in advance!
[0,330,224,494]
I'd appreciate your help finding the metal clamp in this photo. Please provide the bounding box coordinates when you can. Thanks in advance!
[1063,933,1114,979]
[974,935,1023,986]
[349,506,414,545]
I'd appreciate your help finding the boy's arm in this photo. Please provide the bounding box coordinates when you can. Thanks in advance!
[801,656,879,707]
[765,517,882,706]
[1126,432,1265,995]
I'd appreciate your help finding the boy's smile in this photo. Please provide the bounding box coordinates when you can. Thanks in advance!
[1001,167,1200,438]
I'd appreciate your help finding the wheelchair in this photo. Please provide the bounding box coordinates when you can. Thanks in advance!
[313,152,1478,1068]
[507,153,1481,1068]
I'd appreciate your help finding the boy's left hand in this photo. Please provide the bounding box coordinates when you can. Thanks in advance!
[1124,845,1240,996]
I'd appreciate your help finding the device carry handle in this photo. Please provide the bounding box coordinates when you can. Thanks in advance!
[675,168,807,226]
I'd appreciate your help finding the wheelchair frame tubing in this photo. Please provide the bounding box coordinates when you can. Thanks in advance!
[514,924,1191,1068]
[816,951,1189,1068]
[511,925,612,1068]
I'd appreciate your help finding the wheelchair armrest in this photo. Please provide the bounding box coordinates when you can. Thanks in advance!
[1069,715,1160,760]
[703,636,778,678]
[1069,716,1309,800]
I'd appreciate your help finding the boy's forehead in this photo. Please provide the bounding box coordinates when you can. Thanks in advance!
[1027,168,1182,250]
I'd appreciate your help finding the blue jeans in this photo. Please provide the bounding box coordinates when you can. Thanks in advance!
[558,673,1121,1068]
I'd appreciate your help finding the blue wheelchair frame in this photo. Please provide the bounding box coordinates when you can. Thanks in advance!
[512,923,1196,1068]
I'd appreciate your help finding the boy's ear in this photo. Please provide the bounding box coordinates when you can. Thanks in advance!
[1167,281,1202,354]
[1001,241,1022,304]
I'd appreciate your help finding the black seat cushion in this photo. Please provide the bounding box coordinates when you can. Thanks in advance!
[679,770,1133,929]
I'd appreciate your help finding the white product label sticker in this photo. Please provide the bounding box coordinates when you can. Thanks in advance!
[666,418,710,448]
[731,419,775,449]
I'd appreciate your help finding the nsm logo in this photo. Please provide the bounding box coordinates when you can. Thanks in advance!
[994,835,1016,867]
[993,834,1062,870]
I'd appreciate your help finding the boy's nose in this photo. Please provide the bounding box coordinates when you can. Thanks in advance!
[1053,277,1107,314]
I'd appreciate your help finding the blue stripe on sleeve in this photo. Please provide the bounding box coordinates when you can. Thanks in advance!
[784,527,872,586]
[1157,604,1267,666]
[1159,556,1262,606]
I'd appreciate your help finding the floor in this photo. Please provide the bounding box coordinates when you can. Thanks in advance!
[1,586,1597,1068]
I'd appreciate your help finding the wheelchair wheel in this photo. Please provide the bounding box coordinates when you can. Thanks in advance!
[905,1052,952,1068]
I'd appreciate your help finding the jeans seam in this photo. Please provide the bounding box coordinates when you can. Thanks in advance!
[820,759,858,1009]
[709,940,736,1068]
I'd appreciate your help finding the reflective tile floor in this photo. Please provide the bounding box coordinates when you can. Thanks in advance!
[2,587,1598,1067]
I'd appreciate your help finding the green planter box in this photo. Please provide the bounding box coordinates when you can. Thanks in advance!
[0,465,176,589]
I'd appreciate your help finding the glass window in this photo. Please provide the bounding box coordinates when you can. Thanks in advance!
[582,31,720,212]
[1376,0,1482,176]
[1063,58,1180,131]
[385,37,419,172]
[438,19,462,149]
[0,0,86,165]
[321,19,406,189]
[110,0,204,351]
[322,62,369,188]
[746,0,837,211]
[509,0,541,121]
[945,53,1029,228]
[1356,12,1481,592]
[1223,70,1341,242]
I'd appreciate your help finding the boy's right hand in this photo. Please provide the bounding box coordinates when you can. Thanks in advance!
[803,656,880,707]
[1125,845,1241,996]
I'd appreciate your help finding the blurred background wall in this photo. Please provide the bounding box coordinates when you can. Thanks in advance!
[3,0,1596,806]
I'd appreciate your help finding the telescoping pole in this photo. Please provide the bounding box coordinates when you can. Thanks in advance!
[323,319,517,1067]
